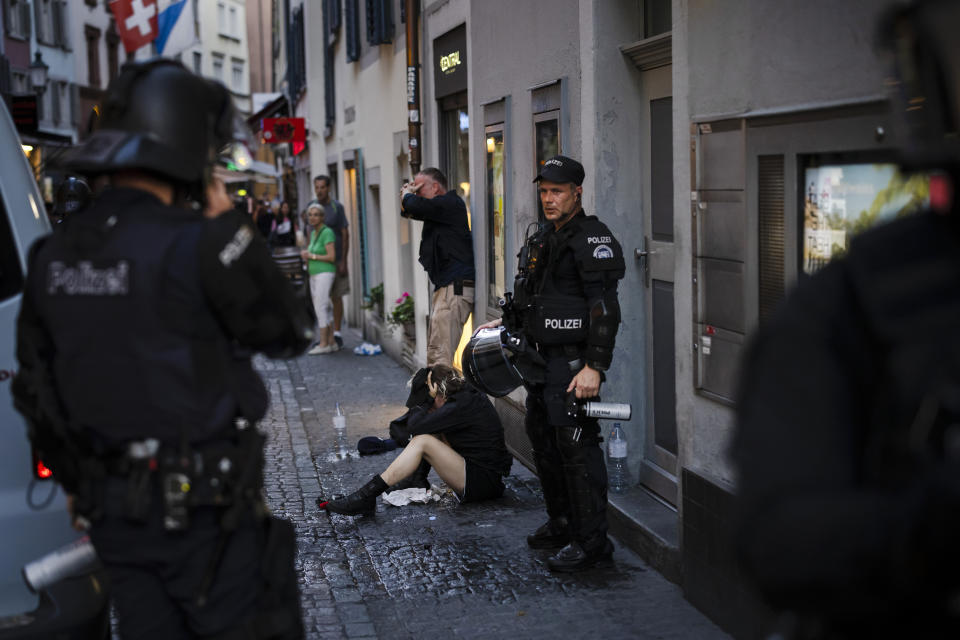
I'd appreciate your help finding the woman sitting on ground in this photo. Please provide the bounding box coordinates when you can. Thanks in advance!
[318,365,512,515]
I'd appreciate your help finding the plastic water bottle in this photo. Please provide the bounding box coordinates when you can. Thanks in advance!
[333,402,346,434]
[333,402,348,457]
[607,423,629,494]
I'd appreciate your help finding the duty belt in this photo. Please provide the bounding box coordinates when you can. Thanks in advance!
[438,279,474,294]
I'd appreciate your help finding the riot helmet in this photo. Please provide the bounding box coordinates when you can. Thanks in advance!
[60,59,246,197]
[54,176,91,219]
[877,0,960,170]
[462,327,525,397]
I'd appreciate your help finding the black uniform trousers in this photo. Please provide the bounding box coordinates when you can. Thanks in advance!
[89,477,303,640]
[523,354,609,544]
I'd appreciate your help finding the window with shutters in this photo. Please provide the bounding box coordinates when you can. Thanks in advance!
[366,0,393,45]
[5,0,31,39]
[345,0,360,62]
[53,0,68,49]
[107,23,120,82]
[325,0,341,35]
[85,25,101,88]
[35,0,53,45]
[322,0,337,132]
[286,6,306,97]
[212,54,224,82]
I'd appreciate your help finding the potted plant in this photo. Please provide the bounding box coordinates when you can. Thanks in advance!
[362,282,385,318]
[387,292,415,338]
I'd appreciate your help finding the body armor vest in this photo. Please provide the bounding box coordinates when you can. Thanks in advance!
[34,194,265,447]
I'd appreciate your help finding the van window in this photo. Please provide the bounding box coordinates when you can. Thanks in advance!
[0,194,25,302]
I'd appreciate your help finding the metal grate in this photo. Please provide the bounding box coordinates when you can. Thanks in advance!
[758,155,785,322]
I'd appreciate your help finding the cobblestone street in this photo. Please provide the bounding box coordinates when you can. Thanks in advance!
[257,329,729,640]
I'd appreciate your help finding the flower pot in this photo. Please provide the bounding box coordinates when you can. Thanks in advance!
[402,321,415,340]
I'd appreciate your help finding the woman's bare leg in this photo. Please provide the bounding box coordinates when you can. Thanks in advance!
[380,434,466,493]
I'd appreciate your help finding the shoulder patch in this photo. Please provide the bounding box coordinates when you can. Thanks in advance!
[219,225,254,266]
[570,219,626,274]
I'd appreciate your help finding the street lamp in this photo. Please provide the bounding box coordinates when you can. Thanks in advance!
[29,52,49,96]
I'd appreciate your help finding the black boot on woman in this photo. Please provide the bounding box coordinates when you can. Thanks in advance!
[385,460,431,493]
[318,475,388,516]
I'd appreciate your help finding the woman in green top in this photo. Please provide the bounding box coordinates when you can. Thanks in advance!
[301,204,338,354]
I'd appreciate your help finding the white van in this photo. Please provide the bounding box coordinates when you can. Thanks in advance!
[0,101,108,634]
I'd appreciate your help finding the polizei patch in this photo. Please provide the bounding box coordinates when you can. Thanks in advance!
[219,226,254,266]
[47,260,130,295]
[544,317,583,330]
[592,244,614,259]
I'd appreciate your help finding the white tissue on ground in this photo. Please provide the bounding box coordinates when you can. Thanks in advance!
[381,485,443,506]
[353,342,383,355]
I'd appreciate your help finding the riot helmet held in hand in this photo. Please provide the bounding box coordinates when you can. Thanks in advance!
[462,327,526,397]
[60,59,245,200]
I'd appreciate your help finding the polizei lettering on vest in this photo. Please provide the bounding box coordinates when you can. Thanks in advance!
[587,236,612,244]
[47,260,131,295]
[544,318,583,330]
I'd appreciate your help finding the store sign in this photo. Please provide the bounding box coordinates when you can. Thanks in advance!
[439,50,461,74]
[433,25,467,98]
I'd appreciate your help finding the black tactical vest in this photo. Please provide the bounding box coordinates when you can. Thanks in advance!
[32,190,266,447]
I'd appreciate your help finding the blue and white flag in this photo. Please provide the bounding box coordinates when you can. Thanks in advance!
[155,0,197,57]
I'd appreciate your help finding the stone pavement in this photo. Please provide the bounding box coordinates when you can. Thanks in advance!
[257,328,730,640]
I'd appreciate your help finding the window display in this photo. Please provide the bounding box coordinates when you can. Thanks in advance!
[802,160,929,274]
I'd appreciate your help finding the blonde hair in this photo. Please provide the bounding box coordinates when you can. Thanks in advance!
[430,364,466,398]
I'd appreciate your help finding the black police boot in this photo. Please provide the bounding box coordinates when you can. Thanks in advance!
[385,460,431,493]
[546,536,614,572]
[546,461,613,572]
[526,516,570,550]
[318,475,387,516]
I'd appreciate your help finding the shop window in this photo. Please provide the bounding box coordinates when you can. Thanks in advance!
[439,92,470,211]
[534,110,560,220]
[486,125,506,308]
[799,154,929,275]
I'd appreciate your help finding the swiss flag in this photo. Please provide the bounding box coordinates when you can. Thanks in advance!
[110,0,159,54]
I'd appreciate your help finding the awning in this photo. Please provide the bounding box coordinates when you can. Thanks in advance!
[213,165,278,185]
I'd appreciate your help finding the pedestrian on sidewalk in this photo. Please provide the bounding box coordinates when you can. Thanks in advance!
[318,365,512,515]
[400,168,476,367]
[302,204,338,354]
[308,175,350,349]
[13,59,311,639]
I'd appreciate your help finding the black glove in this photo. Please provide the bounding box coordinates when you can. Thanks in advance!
[405,367,432,408]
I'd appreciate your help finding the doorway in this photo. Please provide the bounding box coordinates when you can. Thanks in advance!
[638,64,678,505]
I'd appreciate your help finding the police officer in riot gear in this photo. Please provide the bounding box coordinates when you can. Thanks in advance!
[733,1,960,637]
[12,60,311,639]
[475,155,625,572]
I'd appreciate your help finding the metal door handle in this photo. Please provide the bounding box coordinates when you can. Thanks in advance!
[636,236,650,287]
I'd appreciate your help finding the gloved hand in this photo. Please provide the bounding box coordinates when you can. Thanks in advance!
[405,367,432,408]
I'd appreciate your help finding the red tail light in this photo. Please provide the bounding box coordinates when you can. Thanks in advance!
[36,460,53,479]
[31,449,53,480]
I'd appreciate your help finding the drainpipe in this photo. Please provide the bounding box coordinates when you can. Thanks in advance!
[405,0,421,175]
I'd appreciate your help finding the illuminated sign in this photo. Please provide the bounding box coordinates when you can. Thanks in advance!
[439,50,461,74]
